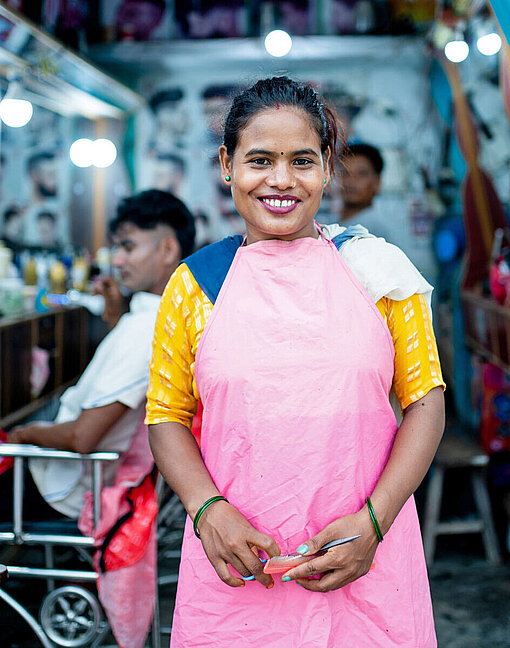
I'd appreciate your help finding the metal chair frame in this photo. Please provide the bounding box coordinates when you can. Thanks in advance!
[0,443,170,648]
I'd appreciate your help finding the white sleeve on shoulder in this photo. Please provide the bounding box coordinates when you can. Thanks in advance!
[78,310,158,411]
[340,236,434,314]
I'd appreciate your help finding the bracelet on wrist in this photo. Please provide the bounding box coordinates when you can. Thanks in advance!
[366,496,384,542]
[193,495,229,539]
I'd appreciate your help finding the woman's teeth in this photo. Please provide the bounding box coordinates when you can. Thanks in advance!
[261,198,297,208]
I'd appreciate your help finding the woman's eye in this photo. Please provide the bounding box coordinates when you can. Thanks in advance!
[294,158,312,166]
[250,158,271,166]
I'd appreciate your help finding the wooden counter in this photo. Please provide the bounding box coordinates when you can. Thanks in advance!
[0,306,90,427]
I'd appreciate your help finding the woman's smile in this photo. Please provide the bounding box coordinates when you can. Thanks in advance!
[257,194,301,214]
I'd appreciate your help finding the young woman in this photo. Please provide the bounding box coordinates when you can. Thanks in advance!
[146,76,445,647]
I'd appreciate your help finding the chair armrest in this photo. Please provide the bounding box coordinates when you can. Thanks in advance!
[1,445,120,534]
[0,444,119,462]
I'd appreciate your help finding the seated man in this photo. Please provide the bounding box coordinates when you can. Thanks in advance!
[339,142,392,242]
[4,189,195,519]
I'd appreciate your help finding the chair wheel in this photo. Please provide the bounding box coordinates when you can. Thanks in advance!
[39,585,102,647]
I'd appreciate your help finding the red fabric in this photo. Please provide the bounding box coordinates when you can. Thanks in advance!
[190,400,203,447]
[0,429,14,476]
[101,472,158,571]
[481,363,510,453]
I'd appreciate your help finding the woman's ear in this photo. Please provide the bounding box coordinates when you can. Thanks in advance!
[323,147,332,187]
[218,145,232,184]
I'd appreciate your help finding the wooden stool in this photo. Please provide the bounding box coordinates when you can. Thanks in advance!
[423,433,502,565]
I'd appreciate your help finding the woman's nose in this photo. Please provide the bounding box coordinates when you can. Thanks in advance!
[267,163,295,189]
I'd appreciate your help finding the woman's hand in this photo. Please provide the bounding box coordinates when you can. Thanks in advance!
[197,499,281,589]
[280,507,379,592]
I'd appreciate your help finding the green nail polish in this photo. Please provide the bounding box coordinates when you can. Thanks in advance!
[281,576,291,582]
[297,544,308,555]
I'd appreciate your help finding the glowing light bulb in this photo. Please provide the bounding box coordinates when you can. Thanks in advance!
[70,138,94,167]
[92,139,117,168]
[264,30,292,57]
[0,99,33,127]
[444,39,469,63]
[476,32,502,56]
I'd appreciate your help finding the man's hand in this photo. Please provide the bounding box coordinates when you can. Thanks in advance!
[91,277,128,328]
[8,422,51,445]
[6,402,128,453]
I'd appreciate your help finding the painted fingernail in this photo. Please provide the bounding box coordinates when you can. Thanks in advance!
[281,576,291,582]
[296,581,305,587]
[242,575,255,581]
[297,544,308,555]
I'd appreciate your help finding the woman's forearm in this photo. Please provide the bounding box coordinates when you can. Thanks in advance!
[369,386,445,536]
[149,421,220,519]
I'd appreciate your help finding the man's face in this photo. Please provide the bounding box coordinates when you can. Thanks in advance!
[111,222,175,295]
[203,95,228,137]
[152,160,183,194]
[340,155,380,210]
[38,216,56,247]
[4,213,23,240]
[116,1,164,39]
[31,159,58,198]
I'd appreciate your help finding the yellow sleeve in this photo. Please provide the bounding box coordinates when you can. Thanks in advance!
[145,263,213,428]
[376,294,445,410]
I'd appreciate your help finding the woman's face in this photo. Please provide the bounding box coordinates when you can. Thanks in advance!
[219,107,330,244]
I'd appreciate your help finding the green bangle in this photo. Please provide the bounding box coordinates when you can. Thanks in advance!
[193,495,229,539]
[366,496,384,542]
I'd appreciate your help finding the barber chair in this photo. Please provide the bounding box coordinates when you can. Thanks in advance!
[0,444,185,647]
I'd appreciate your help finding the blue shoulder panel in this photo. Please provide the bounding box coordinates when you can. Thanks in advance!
[183,235,244,305]
[331,224,371,250]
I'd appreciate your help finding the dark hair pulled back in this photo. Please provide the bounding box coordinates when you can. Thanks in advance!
[223,76,340,174]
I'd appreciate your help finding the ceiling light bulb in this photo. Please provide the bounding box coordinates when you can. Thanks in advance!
[444,39,469,63]
[70,138,94,167]
[92,138,117,168]
[0,99,33,127]
[476,32,502,56]
[264,30,292,57]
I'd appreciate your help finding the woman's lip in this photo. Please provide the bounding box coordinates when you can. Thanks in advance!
[257,196,300,214]
[259,194,299,200]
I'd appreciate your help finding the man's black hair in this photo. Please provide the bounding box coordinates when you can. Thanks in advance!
[156,152,185,173]
[109,189,196,258]
[149,88,184,112]
[27,151,56,173]
[3,206,21,222]
[346,143,384,175]
[37,211,56,223]
[202,85,239,101]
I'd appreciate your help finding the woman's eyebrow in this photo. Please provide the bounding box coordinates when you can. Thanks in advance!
[293,148,320,158]
[245,148,274,156]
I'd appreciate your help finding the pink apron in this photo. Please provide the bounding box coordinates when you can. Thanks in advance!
[171,235,436,647]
